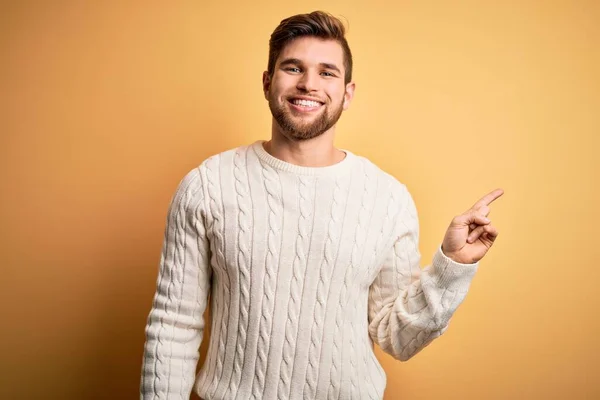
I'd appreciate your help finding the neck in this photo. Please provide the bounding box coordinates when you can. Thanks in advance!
[265,125,346,167]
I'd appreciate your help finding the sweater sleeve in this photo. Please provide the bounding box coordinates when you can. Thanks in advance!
[368,186,479,361]
[140,168,212,399]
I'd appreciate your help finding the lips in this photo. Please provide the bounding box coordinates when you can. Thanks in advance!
[287,96,325,113]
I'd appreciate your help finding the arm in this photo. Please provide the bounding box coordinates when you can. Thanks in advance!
[140,168,212,399]
[368,187,478,361]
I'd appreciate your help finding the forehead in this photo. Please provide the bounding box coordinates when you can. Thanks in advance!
[277,36,344,67]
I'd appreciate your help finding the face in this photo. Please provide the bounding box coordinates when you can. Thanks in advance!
[263,37,355,141]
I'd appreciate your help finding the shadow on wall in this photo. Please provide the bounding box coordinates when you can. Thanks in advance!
[79,118,235,399]
[74,229,214,399]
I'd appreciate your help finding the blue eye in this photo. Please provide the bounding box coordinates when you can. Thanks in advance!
[321,72,334,77]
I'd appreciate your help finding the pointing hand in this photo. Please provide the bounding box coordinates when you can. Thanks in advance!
[441,189,504,264]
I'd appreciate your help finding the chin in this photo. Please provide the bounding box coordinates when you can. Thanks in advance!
[285,128,327,142]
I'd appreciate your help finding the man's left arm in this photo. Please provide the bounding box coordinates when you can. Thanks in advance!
[367,187,503,361]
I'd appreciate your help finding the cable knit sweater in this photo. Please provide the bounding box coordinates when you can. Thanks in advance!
[140,140,479,400]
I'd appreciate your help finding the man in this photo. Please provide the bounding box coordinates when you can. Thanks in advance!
[140,10,503,400]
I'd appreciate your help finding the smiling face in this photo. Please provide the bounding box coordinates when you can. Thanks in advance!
[263,36,355,141]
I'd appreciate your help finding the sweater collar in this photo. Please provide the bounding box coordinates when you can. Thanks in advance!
[251,140,356,177]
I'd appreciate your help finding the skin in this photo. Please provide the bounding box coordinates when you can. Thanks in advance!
[441,188,504,264]
[262,36,503,264]
[262,36,355,167]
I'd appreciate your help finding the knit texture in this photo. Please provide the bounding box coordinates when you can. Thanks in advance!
[141,140,479,400]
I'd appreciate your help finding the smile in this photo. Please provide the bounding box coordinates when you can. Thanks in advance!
[287,98,324,112]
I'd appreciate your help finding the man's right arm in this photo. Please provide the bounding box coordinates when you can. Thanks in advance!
[140,167,212,400]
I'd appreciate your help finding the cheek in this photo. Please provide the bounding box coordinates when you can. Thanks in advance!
[272,85,290,103]
[328,88,346,105]
[327,83,347,99]
[271,75,295,96]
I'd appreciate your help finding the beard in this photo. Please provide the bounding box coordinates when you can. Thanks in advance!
[268,93,344,141]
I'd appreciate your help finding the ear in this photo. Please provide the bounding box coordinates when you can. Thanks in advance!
[262,71,271,100]
[343,81,356,110]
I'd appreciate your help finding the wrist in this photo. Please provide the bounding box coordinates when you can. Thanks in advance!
[441,246,474,265]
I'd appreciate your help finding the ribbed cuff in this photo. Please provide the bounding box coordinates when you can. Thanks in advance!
[430,246,479,290]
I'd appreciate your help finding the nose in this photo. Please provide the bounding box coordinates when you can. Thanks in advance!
[296,70,319,92]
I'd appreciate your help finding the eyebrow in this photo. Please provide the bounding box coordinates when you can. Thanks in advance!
[279,58,341,74]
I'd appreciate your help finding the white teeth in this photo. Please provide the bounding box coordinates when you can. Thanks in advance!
[292,99,321,107]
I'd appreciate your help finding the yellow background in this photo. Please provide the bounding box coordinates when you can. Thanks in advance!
[2,1,599,399]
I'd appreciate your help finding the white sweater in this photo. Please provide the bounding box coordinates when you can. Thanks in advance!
[140,140,479,400]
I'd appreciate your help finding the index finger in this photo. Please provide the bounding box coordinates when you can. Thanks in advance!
[471,188,504,209]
